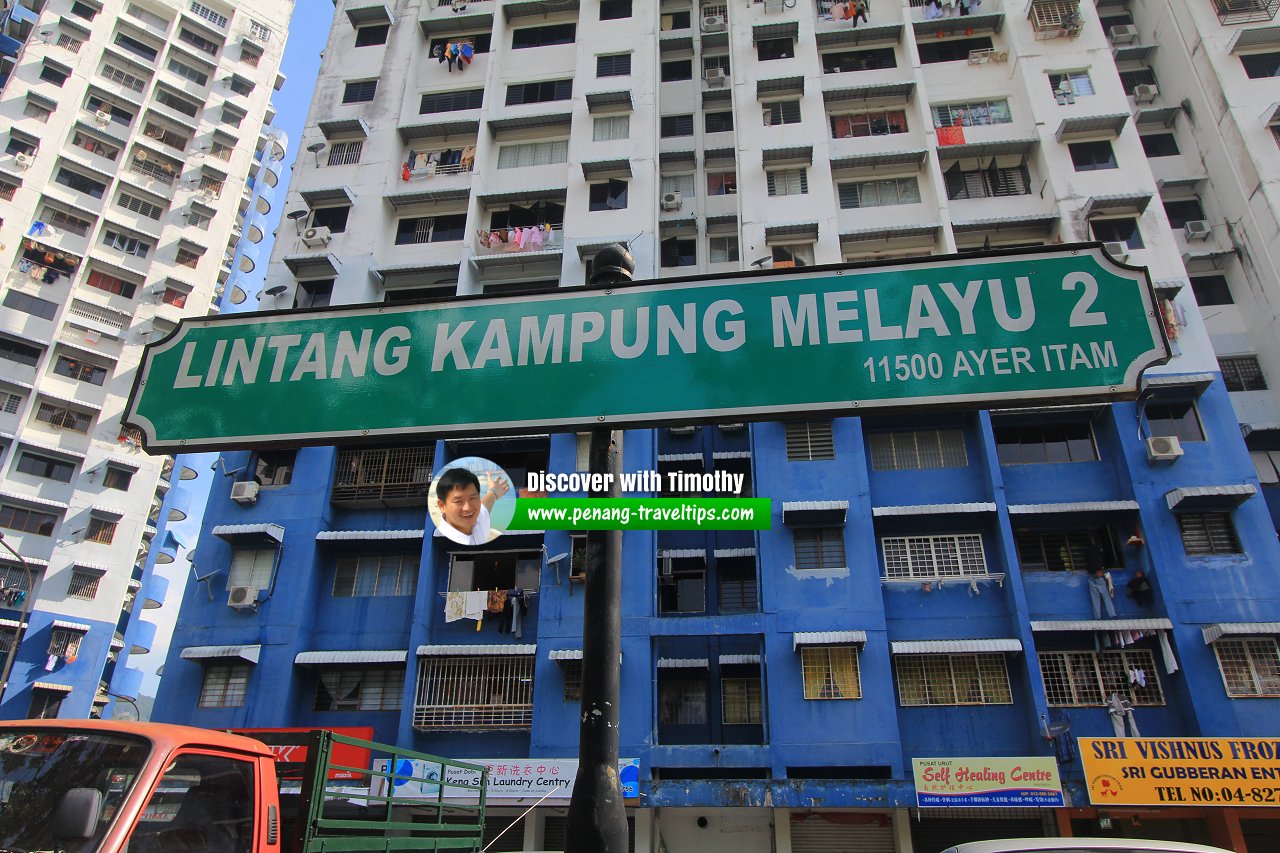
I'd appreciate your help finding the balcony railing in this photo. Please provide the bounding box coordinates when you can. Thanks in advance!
[331,446,434,505]
[414,655,535,731]
[128,157,178,185]
[474,225,562,256]
[1214,0,1279,24]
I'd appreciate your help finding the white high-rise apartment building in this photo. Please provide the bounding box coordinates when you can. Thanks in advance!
[0,0,292,719]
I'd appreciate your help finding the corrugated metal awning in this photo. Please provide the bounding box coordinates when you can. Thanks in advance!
[32,681,73,693]
[656,657,709,668]
[714,547,755,558]
[71,562,111,576]
[756,75,805,98]
[891,638,1022,654]
[0,618,27,629]
[181,644,263,663]
[346,3,392,26]
[712,451,751,460]
[384,187,471,210]
[658,453,702,463]
[753,21,799,41]
[1142,372,1215,393]
[872,502,996,516]
[581,159,632,179]
[109,637,125,649]
[0,489,69,511]
[89,504,125,519]
[1229,25,1280,52]
[316,529,424,541]
[659,35,693,53]
[213,523,284,545]
[794,631,867,650]
[397,119,480,143]
[937,137,1039,159]
[295,649,407,665]
[1157,174,1207,191]
[1134,105,1180,127]
[913,11,1003,37]
[1083,192,1153,217]
[782,500,849,524]
[26,89,58,111]
[658,549,707,560]
[1165,484,1257,511]
[300,186,356,207]
[471,249,563,269]
[719,654,760,665]
[1202,622,1280,644]
[952,213,1060,234]
[319,117,371,140]
[1008,500,1140,514]
[765,221,819,242]
[816,23,902,49]
[702,89,731,108]
[488,113,573,136]
[822,80,915,105]
[476,186,567,206]
[840,223,940,244]
[417,644,536,656]
[504,0,579,20]
[576,238,632,260]
[419,12,494,36]
[549,649,583,661]
[1112,42,1157,61]
[586,90,632,113]
[283,253,340,278]
[1031,619,1173,632]
[830,149,928,172]
[51,619,90,632]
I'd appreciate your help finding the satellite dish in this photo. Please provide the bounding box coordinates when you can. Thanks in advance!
[263,283,288,297]
[546,552,569,565]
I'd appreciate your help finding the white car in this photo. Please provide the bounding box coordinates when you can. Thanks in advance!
[941,839,1233,853]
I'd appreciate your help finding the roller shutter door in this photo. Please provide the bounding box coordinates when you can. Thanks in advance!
[789,813,895,852]
[543,814,635,851]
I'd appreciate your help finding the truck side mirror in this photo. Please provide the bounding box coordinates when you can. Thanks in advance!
[53,787,103,842]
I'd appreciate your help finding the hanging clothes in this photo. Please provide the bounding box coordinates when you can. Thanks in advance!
[444,591,468,622]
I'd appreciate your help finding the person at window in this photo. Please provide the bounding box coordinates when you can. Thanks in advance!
[1126,569,1153,607]
[433,467,509,545]
[1087,565,1116,619]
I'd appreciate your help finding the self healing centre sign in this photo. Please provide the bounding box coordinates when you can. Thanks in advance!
[126,245,1168,450]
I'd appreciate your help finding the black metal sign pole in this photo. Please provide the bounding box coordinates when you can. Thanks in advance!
[565,246,635,853]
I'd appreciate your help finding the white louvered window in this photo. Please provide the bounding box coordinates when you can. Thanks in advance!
[199,663,250,707]
[1039,649,1164,706]
[1,392,21,414]
[314,666,405,711]
[593,115,630,141]
[785,421,834,460]
[838,177,922,209]
[332,554,419,598]
[496,139,569,169]
[767,168,808,197]
[1213,638,1280,698]
[868,429,967,470]
[896,653,1012,706]
[228,548,275,590]
[881,534,987,580]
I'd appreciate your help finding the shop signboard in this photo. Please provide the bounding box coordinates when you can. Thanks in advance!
[912,757,1065,807]
[371,757,641,801]
[1080,737,1280,806]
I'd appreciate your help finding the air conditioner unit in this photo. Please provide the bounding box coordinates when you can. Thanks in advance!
[13,152,32,168]
[227,585,260,608]
[301,226,332,248]
[702,14,726,32]
[705,67,727,87]
[1133,84,1159,104]
[661,191,682,211]
[1145,435,1184,463]
[94,109,111,125]
[1102,241,1129,261]
[1184,220,1211,241]
[230,480,260,504]
[1109,24,1138,44]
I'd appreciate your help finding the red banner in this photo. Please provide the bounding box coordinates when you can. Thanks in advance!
[229,727,375,781]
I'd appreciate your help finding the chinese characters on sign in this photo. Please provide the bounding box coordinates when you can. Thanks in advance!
[912,757,1065,807]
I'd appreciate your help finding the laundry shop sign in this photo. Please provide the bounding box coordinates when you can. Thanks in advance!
[126,245,1168,451]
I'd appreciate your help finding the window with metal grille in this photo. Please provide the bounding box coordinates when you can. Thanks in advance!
[497,140,569,169]
[414,655,535,729]
[199,663,251,707]
[506,79,572,106]
[659,674,707,724]
[420,89,484,114]
[395,214,467,245]
[785,421,835,460]
[868,429,966,470]
[228,548,276,590]
[1119,67,1158,94]
[1030,0,1081,31]
[0,504,58,536]
[821,46,896,73]
[703,54,731,76]
[831,109,908,138]
[802,646,861,699]
[355,23,390,47]
[1,392,21,415]
[190,2,228,28]
[114,31,159,62]
[1069,140,1117,171]
[1144,401,1203,442]
[882,534,987,580]
[68,570,102,600]
[1015,529,1115,571]
[763,100,801,126]
[155,87,200,117]
[994,421,1098,464]
[593,115,629,141]
[600,0,632,18]
[704,111,734,133]
[943,158,1031,199]
[49,628,85,657]
[167,57,210,86]
[0,338,43,367]
[85,95,134,126]
[16,452,74,483]
[333,554,419,598]
[117,192,166,220]
[1213,638,1280,697]
[1219,356,1268,392]
[793,528,847,571]
[931,100,1011,127]
[174,247,202,269]
[315,666,405,711]
[1177,512,1242,556]
[512,23,576,49]
[41,205,94,236]
[593,53,632,78]
[35,403,92,433]
[4,291,58,322]
[0,181,17,202]
[321,140,362,166]
[561,659,583,701]
[917,36,993,64]
[660,114,694,137]
[23,101,51,122]
[896,653,1012,706]
[249,20,272,41]
[1039,649,1164,706]
[767,169,808,197]
[227,76,254,97]
[722,675,763,724]
[343,79,378,104]
[29,689,65,719]
[85,517,117,544]
[838,177,922,209]
[332,446,435,503]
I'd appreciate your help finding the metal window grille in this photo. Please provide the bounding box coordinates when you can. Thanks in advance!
[328,140,364,166]
[0,182,16,202]
[801,646,862,699]
[414,655,535,729]
[129,157,178,185]
[1015,529,1095,571]
[1219,356,1268,392]
[209,139,234,160]
[1213,638,1280,698]
[561,660,583,701]
[333,446,435,503]
[36,403,91,433]
[199,175,225,197]
[199,662,250,707]
[48,628,85,657]
[190,2,228,28]
[1028,0,1080,31]
[868,429,967,470]
[895,653,1012,706]
[118,193,165,220]
[793,527,847,571]
[332,554,419,598]
[57,33,84,52]
[144,122,191,149]
[932,100,1012,128]
[1039,649,1163,706]
[944,160,1031,200]
[176,248,202,268]
[86,517,117,545]
[1,392,20,414]
[314,666,405,711]
[882,534,987,580]
[1214,0,1279,24]
[785,421,835,460]
[1177,512,1242,556]
[68,570,101,600]
[69,300,128,331]
[703,54,731,75]
[721,676,763,724]
[832,109,909,138]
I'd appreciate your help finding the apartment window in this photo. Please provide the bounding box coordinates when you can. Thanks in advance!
[355,24,390,47]
[114,32,159,62]
[600,0,632,18]
[1178,512,1242,556]
[327,140,363,166]
[100,63,148,93]
[659,673,706,725]
[85,270,137,299]
[707,171,737,195]
[177,28,219,56]
[294,280,334,310]
[1040,649,1164,706]
[1220,356,1268,392]
[897,653,1012,706]
[767,169,808,197]
[489,199,564,230]
[659,555,706,614]
[311,206,350,234]
[175,247,203,268]
[28,689,66,719]
[882,534,987,580]
[659,237,696,267]
[68,569,102,600]
[660,115,694,137]
[71,1,99,19]
[918,36,994,64]
[102,230,152,258]
[190,2,228,27]
[593,115,630,141]
[103,465,134,491]
[413,655,535,729]
[822,46,896,73]
[512,23,576,49]
[793,527,846,571]
[1213,638,1280,698]
[588,180,629,211]
[420,88,484,114]
[785,421,834,460]
[709,235,739,263]
[838,177,921,209]
[597,53,631,77]
[249,20,272,41]
[39,61,71,87]
[757,37,794,61]
[1049,71,1094,99]
[868,428,966,470]
[1163,198,1205,229]
[55,169,107,199]
[343,80,377,104]
[0,339,42,368]
[395,214,468,245]
[932,100,1011,127]
[167,57,210,86]
[23,101,52,122]
[85,96,134,126]
[1241,51,1280,78]
[831,109,907,138]
[660,9,691,30]
[42,207,93,237]
[220,103,246,128]
[3,291,58,322]
[227,76,254,97]
[117,192,166,220]
[1015,529,1115,572]
[1090,217,1144,249]
[1069,140,1117,171]
[332,554,419,598]
[505,79,572,106]
[428,33,492,55]
[85,516,117,545]
[332,445,435,504]
[944,158,1030,199]
[155,87,200,117]
[315,667,404,711]
[802,646,861,699]
[199,663,251,708]
[660,173,696,199]
[703,55,731,77]
[497,139,569,169]
[1,392,21,415]
[1191,274,1232,306]
[251,448,295,487]
[0,180,16,202]
[0,504,58,536]
[228,548,275,592]
[48,628,85,658]
[561,660,583,701]
[16,452,75,483]
[661,59,693,82]
[1145,401,1204,442]
[1140,133,1179,157]
[763,100,801,126]
[1119,67,1158,95]
[718,560,757,610]
[35,403,92,434]
[994,421,1098,464]
[722,675,763,725]
[186,204,214,229]
[704,111,734,133]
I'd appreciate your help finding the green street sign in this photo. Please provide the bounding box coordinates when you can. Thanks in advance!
[125,245,1169,451]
